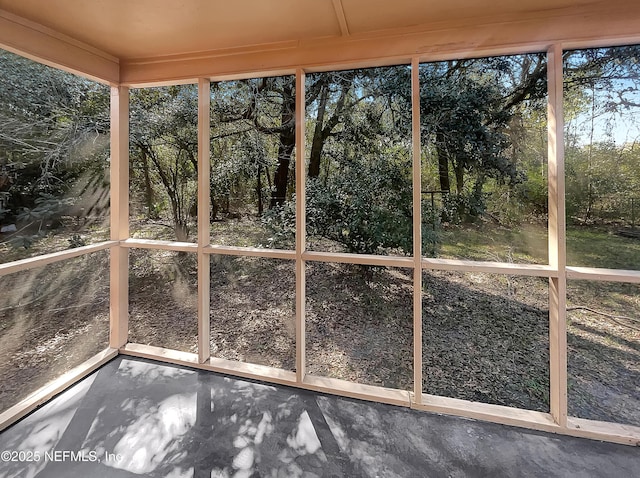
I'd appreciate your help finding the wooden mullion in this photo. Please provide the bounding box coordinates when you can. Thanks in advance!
[547,43,568,427]
[411,57,423,404]
[295,68,306,383]
[109,86,129,349]
[197,78,211,363]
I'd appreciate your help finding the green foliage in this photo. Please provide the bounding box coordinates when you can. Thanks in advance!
[0,49,110,249]
[210,76,296,214]
[565,141,640,224]
[515,170,548,217]
[440,192,486,224]
[419,58,534,198]
[67,234,87,248]
[261,199,296,248]
[4,193,76,249]
[129,85,198,240]
[4,44,640,254]
[16,193,74,224]
[266,153,416,255]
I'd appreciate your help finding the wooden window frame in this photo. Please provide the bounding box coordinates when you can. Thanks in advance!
[1,40,639,447]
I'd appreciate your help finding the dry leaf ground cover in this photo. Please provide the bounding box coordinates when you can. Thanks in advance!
[0,252,110,410]
[0,223,638,429]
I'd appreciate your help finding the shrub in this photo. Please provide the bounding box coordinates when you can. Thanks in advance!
[264,154,423,255]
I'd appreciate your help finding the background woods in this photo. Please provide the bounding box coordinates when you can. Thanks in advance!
[3,48,640,255]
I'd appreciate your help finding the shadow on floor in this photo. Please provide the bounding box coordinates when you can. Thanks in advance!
[0,356,638,478]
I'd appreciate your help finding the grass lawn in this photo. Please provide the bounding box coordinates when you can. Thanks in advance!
[566,226,640,269]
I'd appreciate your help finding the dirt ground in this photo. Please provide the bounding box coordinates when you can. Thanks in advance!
[1,235,638,429]
[0,252,110,410]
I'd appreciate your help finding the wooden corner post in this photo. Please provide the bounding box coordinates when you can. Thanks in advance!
[295,68,306,383]
[198,78,211,363]
[547,43,568,427]
[411,58,423,404]
[109,85,130,349]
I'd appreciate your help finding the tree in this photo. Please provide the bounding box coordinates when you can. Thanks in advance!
[129,85,198,241]
[0,49,110,249]
[210,76,296,210]
[264,66,415,254]
[419,56,547,204]
[6,44,640,250]
[564,46,640,225]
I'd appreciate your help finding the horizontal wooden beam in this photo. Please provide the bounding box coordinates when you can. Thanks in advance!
[0,241,117,277]
[119,4,640,85]
[0,9,119,85]
[3,345,637,447]
[303,374,411,407]
[117,242,554,275]
[413,395,640,446]
[303,251,413,268]
[566,266,640,284]
[117,243,293,259]
[121,238,198,252]
[414,393,558,432]
[0,348,118,432]
[422,258,556,277]
[204,245,296,259]
[121,343,410,406]
[120,343,200,364]
[120,343,297,387]
[567,417,640,447]
[113,347,640,446]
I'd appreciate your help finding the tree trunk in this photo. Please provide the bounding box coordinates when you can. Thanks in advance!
[210,186,218,221]
[435,133,451,192]
[270,129,295,208]
[175,220,189,242]
[308,82,329,178]
[455,163,464,194]
[256,164,263,215]
[270,82,295,208]
[473,173,485,197]
[140,149,156,218]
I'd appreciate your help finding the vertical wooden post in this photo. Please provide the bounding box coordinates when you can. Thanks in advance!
[295,68,306,383]
[198,78,211,363]
[411,58,423,404]
[547,44,568,427]
[109,86,129,349]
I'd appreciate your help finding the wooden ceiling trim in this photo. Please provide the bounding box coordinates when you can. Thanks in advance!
[120,5,640,85]
[0,8,119,84]
[125,40,300,66]
[332,0,351,36]
[2,2,639,86]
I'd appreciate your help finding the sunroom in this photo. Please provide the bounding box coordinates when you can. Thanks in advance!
[0,0,639,472]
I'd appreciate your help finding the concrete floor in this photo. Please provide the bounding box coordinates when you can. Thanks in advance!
[0,357,638,478]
